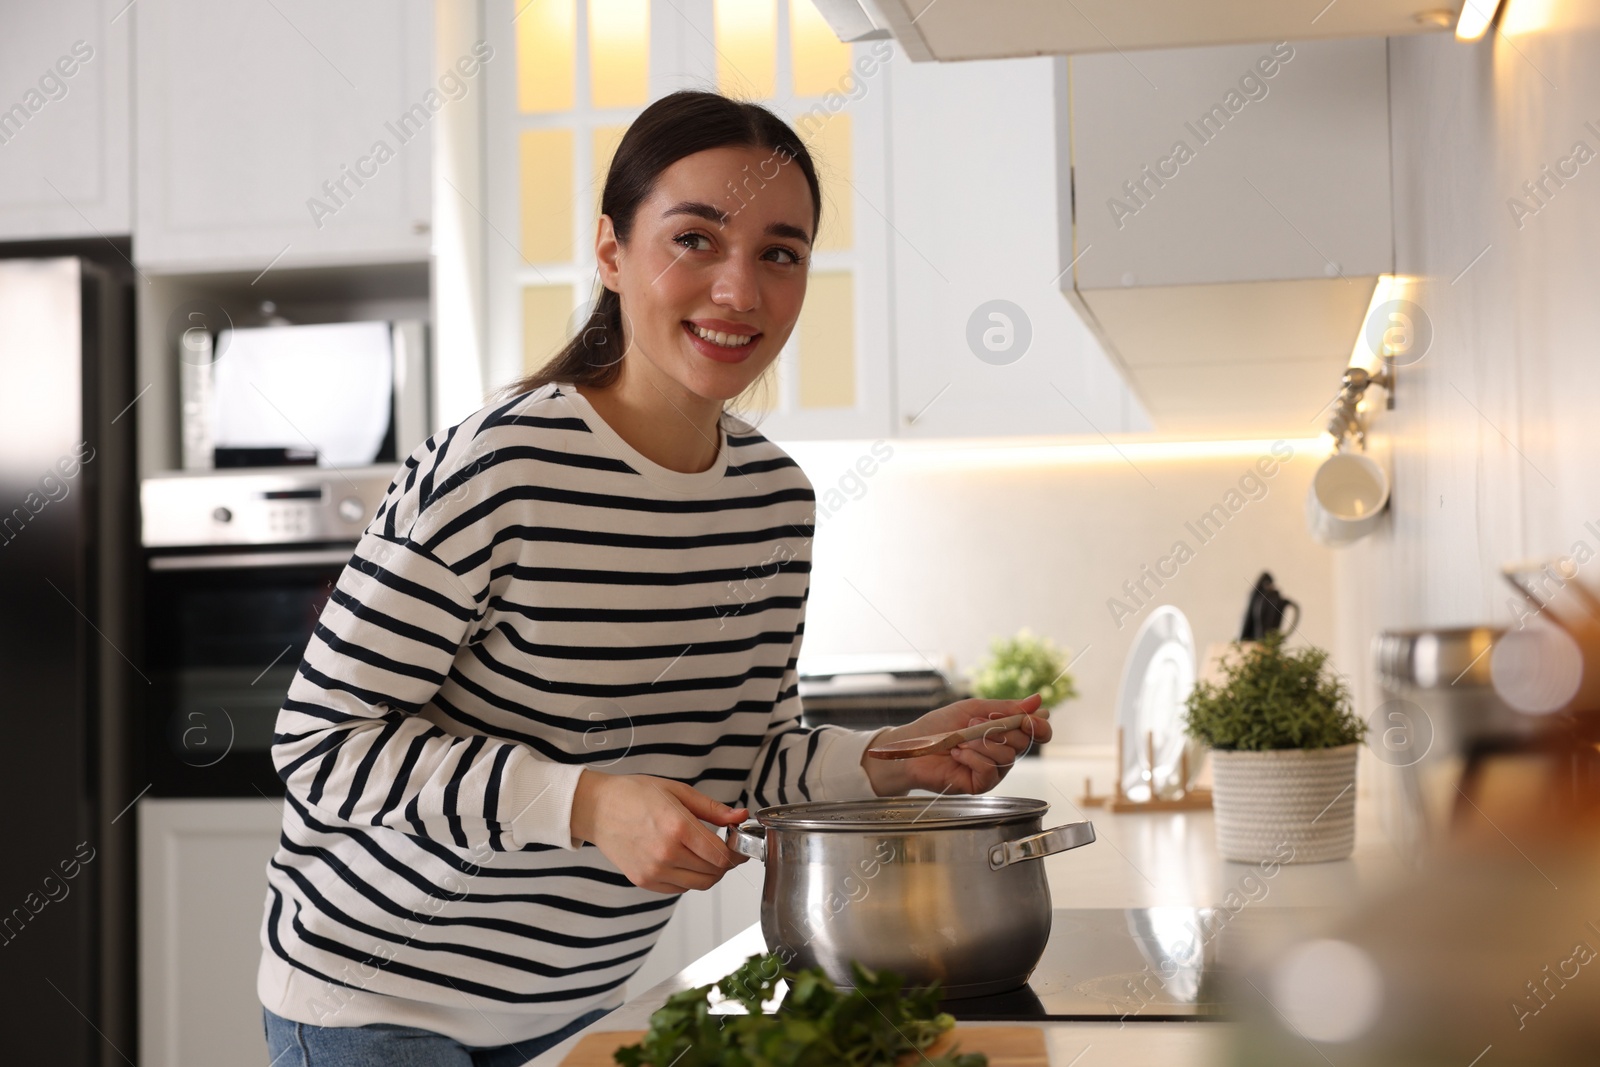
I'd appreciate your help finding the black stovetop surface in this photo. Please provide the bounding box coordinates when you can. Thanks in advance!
[938,907,1314,1022]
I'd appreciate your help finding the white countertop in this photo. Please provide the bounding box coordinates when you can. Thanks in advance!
[989,755,1405,910]
[523,752,1406,1065]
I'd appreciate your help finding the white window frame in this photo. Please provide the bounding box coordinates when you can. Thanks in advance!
[482,0,895,441]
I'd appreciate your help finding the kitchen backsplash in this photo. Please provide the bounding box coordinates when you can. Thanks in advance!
[785,437,1338,746]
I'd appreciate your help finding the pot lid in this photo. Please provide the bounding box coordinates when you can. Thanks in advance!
[754,795,1048,831]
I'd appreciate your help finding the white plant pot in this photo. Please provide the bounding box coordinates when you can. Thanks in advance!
[1209,744,1359,863]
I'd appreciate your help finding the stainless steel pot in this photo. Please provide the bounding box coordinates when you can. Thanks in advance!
[726,796,1095,997]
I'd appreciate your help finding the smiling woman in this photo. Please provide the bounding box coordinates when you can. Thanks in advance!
[257,90,1051,1067]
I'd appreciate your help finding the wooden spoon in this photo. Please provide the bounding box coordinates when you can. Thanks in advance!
[865,712,1039,760]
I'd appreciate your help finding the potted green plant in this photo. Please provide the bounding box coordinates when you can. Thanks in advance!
[970,629,1079,712]
[1183,631,1366,863]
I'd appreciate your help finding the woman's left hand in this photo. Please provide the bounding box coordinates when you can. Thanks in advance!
[860,692,1052,797]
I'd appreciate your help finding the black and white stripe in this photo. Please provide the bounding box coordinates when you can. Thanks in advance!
[258,382,880,1046]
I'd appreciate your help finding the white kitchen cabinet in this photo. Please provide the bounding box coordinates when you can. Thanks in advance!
[481,7,1133,444]
[887,54,1146,438]
[1069,40,1392,291]
[133,0,434,271]
[0,0,131,240]
[1063,38,1394,435]
[139,798,282,1067]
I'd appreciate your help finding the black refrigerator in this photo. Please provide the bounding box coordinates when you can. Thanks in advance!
[0,252,137,1066]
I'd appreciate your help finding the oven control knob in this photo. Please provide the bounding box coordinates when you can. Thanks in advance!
[337,497,365,523]
[212,506,233,523]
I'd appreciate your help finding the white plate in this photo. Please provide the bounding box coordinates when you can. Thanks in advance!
[1115,606,1197,801]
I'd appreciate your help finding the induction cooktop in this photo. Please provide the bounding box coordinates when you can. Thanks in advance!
[937,906,1316,1022]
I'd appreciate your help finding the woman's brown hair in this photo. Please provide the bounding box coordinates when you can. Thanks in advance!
[502,90,824,419]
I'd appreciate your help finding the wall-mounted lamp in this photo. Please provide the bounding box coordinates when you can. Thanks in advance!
[1308,274,1411,544]
[1455,0,1503,41]
[1325,365,1394,452]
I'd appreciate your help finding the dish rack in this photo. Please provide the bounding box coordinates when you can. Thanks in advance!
[1080,727,1213,812]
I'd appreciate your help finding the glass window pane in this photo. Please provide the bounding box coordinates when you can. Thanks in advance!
[515,0,576,113]
[589,0,649,108]
[790,1,850,97]
[523,284,575,373]
[798,271,855,409]
[591,124,629,225]
[520,128,575,263]
[801,112,852,252]
[714,0,776,98]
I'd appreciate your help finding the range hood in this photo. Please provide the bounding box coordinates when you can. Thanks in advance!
[818,5,1408,436]
[812,0,1457,57]
[1060,38,1396,436]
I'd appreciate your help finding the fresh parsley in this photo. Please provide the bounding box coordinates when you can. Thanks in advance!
[613,953,987,1067]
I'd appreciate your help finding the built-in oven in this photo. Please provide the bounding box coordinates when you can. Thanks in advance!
[138,468,394,796]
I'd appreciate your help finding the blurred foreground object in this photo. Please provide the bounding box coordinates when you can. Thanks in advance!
[1234,570,1600,1063]
[1227,843,1600,1064]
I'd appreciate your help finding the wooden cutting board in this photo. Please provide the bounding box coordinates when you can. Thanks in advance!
[559,1025,1048,1065]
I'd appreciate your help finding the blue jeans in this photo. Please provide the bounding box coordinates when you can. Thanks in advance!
[263,1005,613,1067]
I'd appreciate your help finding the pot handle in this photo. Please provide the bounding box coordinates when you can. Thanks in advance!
[988,820,1096,871]
[727,822,766,862]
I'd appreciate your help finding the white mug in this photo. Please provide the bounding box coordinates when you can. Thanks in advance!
[1306,452,1390,545]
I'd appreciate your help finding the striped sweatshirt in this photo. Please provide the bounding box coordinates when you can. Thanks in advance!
[257,381,883,1045]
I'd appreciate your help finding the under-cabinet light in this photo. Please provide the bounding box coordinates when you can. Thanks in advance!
[791,437,1329,472]
[1456,0,1502,40]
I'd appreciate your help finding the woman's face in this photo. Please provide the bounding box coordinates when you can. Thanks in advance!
[597,144,815,404]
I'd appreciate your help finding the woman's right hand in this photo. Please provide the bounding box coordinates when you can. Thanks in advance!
[570,771,750,894]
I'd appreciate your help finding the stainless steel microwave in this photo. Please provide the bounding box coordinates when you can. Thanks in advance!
[179,319,428,471]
